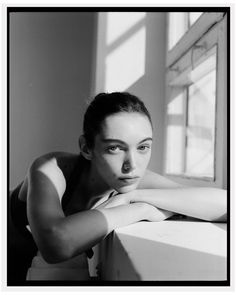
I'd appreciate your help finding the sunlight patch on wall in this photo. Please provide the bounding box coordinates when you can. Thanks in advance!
[105,26,146,92]
[166,91,185,174]
[106,12,146,45]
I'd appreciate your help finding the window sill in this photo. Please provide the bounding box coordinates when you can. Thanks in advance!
[99,219,227,281]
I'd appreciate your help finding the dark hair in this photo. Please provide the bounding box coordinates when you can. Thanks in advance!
[83,92,152,147]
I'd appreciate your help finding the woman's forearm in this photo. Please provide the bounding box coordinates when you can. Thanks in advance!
[128,187,227,222]
[95,202,148,232]
[40,202,151,263]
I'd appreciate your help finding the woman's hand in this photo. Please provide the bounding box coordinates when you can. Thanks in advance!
[91,190,143,210]
[92,190,144,210]
[92,193,130,210]
[93,190,174,222]
[142,203,174,222]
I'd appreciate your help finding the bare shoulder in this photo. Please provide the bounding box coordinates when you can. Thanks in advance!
[19,152,71,202]
[27,152,79,198]
[138,169,183,189]
[29,151,78,175]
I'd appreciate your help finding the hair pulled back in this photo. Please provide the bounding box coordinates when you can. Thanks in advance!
[83,92,152,147]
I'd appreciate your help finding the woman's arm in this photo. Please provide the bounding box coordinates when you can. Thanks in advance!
[125,187,227,222]
[135,169,182,219]
[138,169,184,189]
[27,156,162,264]
[136,170,227,222]
[92,192,175,221]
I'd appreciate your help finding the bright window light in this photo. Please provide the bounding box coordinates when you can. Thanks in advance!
[106,12,146,45]
[168,13,188,50]
[105,26,146,92]
[186,64,216,178]
[166,91,186,174]
[165,46,217,179]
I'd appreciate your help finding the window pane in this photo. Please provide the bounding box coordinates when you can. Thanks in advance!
[185,53,217,178]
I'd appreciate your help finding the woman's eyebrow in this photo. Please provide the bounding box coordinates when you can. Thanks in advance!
[101,137,152,144]
[139,137,153,144]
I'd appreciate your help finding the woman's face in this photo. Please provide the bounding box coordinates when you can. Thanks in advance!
[90,112,153,193]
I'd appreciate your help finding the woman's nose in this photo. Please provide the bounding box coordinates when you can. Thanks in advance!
[122,152,136,173]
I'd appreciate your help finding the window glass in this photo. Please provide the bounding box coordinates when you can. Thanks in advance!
[186,53,216,178]
[165,46,217,179]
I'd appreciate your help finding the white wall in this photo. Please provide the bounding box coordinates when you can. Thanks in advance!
[10,12,97,189]
[95,12,167,174]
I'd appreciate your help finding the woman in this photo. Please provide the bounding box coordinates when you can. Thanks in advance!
[12,92,227,281]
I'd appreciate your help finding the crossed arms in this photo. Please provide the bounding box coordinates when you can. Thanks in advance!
[25,158,227,263]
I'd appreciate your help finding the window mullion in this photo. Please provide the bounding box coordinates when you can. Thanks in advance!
[182,87,188,175]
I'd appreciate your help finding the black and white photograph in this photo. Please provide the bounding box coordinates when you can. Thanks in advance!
[3,4,231,290]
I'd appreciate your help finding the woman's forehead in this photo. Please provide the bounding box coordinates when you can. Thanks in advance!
[98,112,153,141]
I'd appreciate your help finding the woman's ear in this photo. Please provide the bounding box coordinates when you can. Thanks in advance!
[79,135,92,161]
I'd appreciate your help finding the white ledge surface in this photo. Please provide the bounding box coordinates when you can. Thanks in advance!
[100,219,227,281]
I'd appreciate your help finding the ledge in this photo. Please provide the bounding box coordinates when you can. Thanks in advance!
[99,219,227,281]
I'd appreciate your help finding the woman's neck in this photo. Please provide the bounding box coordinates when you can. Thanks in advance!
[82,161,113,199]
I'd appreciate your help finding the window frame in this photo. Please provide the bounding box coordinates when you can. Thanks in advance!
[164,12,227,188]
[167,12,225,67]
[168,12,203,51]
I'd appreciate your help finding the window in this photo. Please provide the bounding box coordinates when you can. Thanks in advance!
[166,46,217,179]
[165,12,227,188]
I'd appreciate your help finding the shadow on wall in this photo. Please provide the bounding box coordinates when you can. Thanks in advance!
[10,12,97,189]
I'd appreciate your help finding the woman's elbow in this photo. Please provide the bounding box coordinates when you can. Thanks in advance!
[37,226,76,264]
[203,207,227,223]
[209,189,227,223]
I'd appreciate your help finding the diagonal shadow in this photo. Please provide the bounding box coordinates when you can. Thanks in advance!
[106,16,146,55]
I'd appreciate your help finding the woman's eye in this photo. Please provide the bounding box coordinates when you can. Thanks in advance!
[138,145,150,152]
[107,146,121,153]
[109,146,118,151]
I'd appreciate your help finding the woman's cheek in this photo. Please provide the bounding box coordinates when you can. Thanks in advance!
[138,153,151,167]
[108,158,122,174]
[100,155,121,173]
